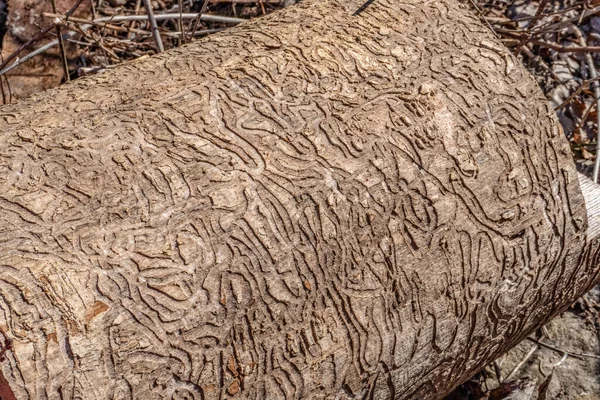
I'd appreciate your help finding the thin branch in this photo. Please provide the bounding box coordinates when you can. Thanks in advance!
[493,360,502,384]
[0,54,13,104]
[199,0,209,15]
[93,13,246,24]
[173,28,225,38]
[539,5,600,32]
[486,4,589,25]
[44,13,171,37]
[527,337,600,360]
[1,9,241,77]
[529,39,600,53]
[50,0,71,81]
[553,75,600,111]
[469,0,499,39]
[187,14,202,42]
[178,0,184,45]
[0,31,79,76]
[0,0,86,74]
[503,343,539,383]
[193,0,210,43]
[0,4,247,78]
[142,0,164,53]
[129,0,143,39]
[515,0,549,56]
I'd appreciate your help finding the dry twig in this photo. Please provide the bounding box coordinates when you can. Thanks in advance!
[503,343,539,383]
[515,0,549,55]
[0,0,86,74]
[50,0,71,81]
[0,31,79,76]
[142,0,164,52]
[527,337,600,360]
[553,75,600,111]
[94,13,246,24]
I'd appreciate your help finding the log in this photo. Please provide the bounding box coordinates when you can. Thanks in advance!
[0,0,599,398]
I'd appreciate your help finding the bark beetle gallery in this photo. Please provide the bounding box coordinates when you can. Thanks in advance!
[0,0,599,399]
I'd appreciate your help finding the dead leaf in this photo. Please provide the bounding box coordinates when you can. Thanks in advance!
[582,147,594,160]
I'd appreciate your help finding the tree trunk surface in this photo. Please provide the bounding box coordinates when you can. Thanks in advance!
[0,1,597,399]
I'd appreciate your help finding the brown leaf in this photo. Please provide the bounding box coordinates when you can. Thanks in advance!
[582,147,594,160]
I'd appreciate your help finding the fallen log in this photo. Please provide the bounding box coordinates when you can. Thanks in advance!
[0,0,599,398]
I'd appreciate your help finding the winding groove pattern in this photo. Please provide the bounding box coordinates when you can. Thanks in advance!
[0,0,594,398]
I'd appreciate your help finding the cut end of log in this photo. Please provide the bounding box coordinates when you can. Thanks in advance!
[579,173,600,240]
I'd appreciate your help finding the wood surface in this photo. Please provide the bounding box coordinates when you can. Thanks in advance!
[0,1,597,398]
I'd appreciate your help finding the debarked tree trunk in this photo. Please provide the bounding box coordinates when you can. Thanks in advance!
[0,0,599,399]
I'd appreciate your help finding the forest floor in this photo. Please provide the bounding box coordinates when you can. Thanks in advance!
[1,0,600,398]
